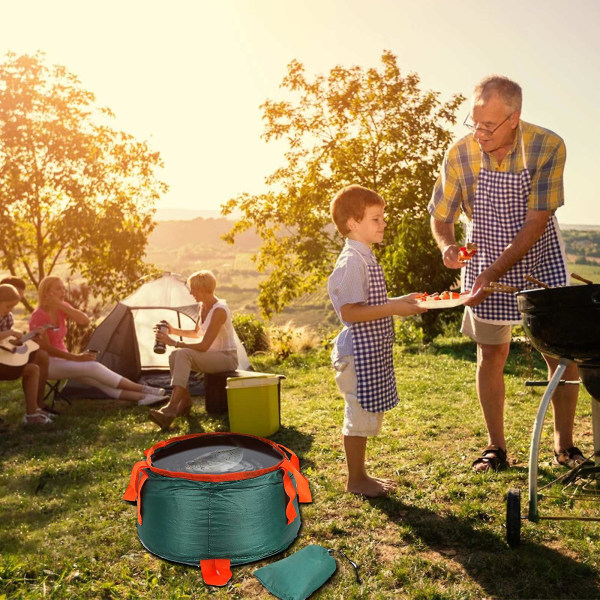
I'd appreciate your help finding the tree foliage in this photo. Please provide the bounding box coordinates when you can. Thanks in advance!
[0,52,166,309]
[223,51,465,339]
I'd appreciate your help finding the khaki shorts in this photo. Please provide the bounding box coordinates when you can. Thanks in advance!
[461,307,512,345]
[334,355,384,437]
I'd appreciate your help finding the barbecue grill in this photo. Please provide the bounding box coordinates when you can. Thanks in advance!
[506,282,600,546]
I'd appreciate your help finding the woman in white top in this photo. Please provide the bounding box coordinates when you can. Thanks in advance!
[149,270,238,429]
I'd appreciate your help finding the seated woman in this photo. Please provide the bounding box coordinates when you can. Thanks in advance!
[29,277,166,406]
[0,283,51,425]
[149,270,238,429]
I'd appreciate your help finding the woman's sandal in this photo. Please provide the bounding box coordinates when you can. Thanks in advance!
[472,445,508,473]
[39,403,60,415]
[554,446,589,468]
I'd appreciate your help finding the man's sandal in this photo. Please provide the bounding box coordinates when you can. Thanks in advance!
[554,446,589,468]
[472,445,508,473]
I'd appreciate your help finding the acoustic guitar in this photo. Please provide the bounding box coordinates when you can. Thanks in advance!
[0,325,57,368]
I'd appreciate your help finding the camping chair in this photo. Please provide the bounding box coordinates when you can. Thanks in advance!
[45,379,71,408]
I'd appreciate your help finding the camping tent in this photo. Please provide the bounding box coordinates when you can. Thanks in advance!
[62,274,250,398]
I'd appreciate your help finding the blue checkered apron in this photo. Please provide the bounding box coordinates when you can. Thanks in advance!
[463,132,567,324]
[349,249,398,412]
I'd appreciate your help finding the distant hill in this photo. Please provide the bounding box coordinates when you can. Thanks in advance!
[155,208,223,221]
[146,216,338,329]
[149,217,260,251]
[560,223,600,231]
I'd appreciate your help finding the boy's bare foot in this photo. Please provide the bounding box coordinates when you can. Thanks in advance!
[347,476,396,498]
[374,477,396,488]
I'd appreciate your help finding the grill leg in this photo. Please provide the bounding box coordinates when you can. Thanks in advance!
[592,398,600,468]
[528,359,570,522]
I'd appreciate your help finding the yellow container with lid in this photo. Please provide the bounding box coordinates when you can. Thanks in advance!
[226,373,283,437]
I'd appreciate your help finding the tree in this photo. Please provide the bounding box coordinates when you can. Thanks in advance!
[0,52,166,310]
[223,51,465,339]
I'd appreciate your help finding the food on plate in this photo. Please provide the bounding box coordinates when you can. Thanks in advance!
[416,291,461,302]
[415,290,470,310]
[458,242,478,262]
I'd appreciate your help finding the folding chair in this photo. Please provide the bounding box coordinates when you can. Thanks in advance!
[45,379,71,408]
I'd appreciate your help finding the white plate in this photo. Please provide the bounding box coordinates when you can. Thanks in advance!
[416,292,471,309]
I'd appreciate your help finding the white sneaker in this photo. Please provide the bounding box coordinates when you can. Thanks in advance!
[36,407,56,419]
[138,393,169,407]
[22,412,53,425]
[141,385,167,396]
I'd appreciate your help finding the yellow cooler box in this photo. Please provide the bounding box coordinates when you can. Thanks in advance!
[226,373,283,437]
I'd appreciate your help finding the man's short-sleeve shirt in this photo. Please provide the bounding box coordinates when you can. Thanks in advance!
[328,239,377,361]
[428,120,566,223]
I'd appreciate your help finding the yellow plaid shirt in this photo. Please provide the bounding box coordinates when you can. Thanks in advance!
[428,120,566,223]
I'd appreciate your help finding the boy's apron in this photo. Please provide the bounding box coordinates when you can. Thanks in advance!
[462,130,567,324]
[349,249,398,413]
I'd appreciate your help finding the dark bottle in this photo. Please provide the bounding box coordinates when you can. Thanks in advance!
[153,321,169,354]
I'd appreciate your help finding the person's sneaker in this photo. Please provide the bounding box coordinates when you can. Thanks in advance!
[141,385,167,396]
[36,407,56,419]
[22,412,53,425]
[138,393,169,407]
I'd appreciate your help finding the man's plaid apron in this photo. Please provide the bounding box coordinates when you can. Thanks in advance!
[463,132,568,324]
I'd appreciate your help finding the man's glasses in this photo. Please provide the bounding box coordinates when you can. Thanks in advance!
[463,112,514,139]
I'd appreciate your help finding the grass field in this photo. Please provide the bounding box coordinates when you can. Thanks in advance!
[2,338,600,599]
[567,263,600,284]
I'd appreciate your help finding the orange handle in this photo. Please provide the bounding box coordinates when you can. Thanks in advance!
[123,460,149,502]
[277,443,301,471]
[200,559,232,586]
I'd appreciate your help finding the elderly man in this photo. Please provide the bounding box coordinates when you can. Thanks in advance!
[428,75,581,473]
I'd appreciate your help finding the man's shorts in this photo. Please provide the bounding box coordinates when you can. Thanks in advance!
[461,307,512,345]
[334,355,384,437]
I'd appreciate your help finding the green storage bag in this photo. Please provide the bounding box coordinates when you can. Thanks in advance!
[254,545,337,600]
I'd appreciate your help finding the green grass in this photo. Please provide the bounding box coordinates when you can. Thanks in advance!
[2,339,600,599]
[567,262,600,284]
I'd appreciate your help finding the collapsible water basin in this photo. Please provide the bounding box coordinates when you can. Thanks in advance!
[124,432,311,586]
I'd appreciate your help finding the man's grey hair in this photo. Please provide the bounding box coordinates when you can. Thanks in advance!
[473,75,522,112]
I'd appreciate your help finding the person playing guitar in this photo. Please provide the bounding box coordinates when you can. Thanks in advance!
[0,283,53,426]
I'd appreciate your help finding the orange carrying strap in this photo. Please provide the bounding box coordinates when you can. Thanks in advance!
[280,458,312,525]
[277,443,301,471]
[123,460,150,525]
[200,559,232,586]
[123,459,148,502]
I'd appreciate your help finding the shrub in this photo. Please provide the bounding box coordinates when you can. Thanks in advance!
[266,322,320,360]
[394,317,425,346]
[232,313,269,354]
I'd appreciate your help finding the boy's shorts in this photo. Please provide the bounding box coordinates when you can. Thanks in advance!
[334,355,384,437]
[461,307,512,345]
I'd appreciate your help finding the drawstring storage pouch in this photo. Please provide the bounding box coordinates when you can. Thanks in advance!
[254,545,360,600]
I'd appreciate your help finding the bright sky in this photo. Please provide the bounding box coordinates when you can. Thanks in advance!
[3,0,600,225]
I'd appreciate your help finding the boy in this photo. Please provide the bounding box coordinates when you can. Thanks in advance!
[0,283,52,425]
[0,276,53,415]
[328,185,426,497]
